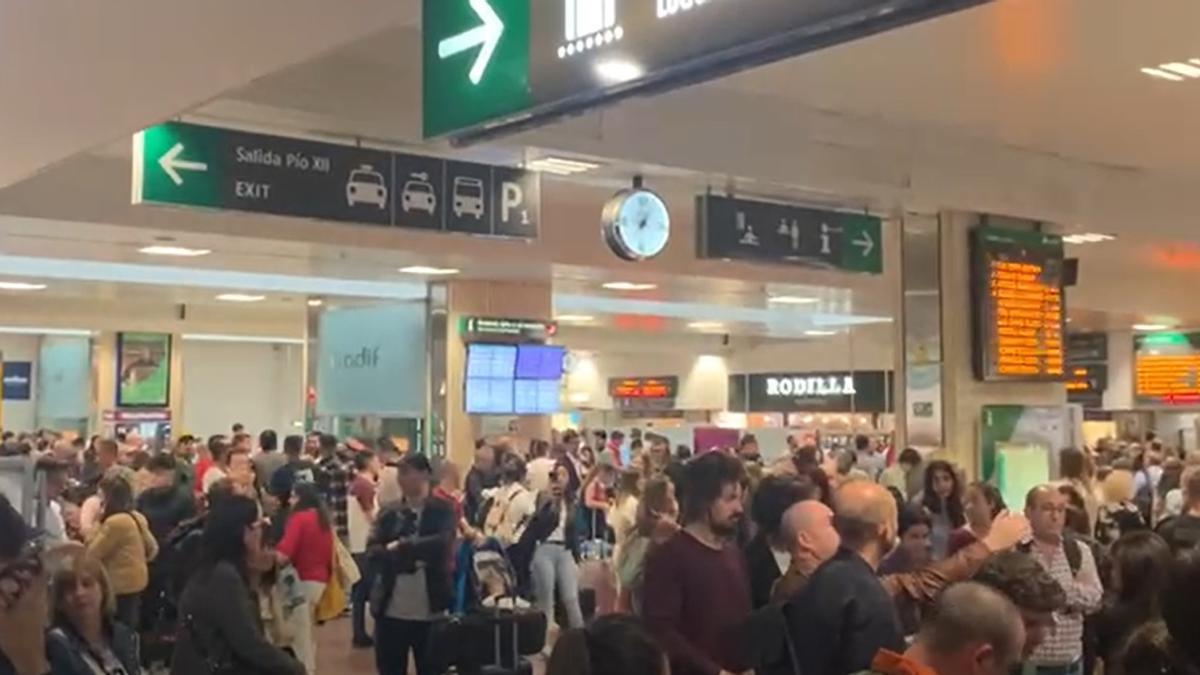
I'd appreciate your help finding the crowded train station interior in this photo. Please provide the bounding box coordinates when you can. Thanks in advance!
[7,1,1200,675]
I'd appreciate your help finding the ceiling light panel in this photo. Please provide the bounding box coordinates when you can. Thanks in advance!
[220,290,270,300]
[1141,60,1200,82]
[1062,233,1115,244]
[138,245,212,257]
[0,281,47,291]
[525,157,600,175]
[602,281,657,291]
[398,266,460,276]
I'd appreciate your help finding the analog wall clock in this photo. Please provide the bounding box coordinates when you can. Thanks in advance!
[601,186,671,261]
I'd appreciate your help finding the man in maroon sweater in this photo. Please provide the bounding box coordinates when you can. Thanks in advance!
[644,452,753,675]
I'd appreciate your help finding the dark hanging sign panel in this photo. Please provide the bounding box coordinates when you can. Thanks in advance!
[729,371,892,413]
[460,316,558,342]
[1066,333,1108,363]
[971,226,1066,382]
[134,122,540,239]
[423,0,991,139]
[696,194,882,274]
[1066,364,1107,408]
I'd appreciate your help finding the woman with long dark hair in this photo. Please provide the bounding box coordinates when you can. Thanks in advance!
[46,555,141,675]
[918,460,965,560]
[275,482,333,674]
[520,461,586,636]
[172,495,303,675]
[85,474,157,630]
[1097,530,1174,668]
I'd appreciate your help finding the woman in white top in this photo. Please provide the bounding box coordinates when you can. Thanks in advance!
[609,469,641,574]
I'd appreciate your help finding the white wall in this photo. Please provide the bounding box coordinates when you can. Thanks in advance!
[181,341,304,439]
[0,334,39,431]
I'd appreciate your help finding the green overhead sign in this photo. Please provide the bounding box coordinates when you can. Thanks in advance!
[423,0,531,138]
[421,0,990,140]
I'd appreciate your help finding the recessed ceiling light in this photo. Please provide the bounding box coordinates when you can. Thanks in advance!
[1133,323,1171,332]
[688,321,725,330]
[398,266,460,276]
[555,314,595,323]
[526,157,601,175]
[307,299,324,307]
[603,281,657,291]
[767,295,818,305]
[138,245,212,257]
[804,330,838,337]
[0,281,47,291]
[216,293,266,303]
[1062,233,1116,244]
[595,58,644,84]
[1142,66,1187,82]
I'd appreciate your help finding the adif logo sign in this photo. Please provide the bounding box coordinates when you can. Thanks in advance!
[558,0,623,59]
[765,375,856,398]
[334,346,381,370]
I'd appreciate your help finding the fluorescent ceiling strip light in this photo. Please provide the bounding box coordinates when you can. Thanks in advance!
[0,281,47,290]
[0,254,427,300]
[553,294,892,329]
[526,157,600,175]
[1142,67,1185,82]
[1160,62,1200,78]
[183,333,305,345]
[0,326,94,336]
[138,245,212,257]
[216,293,266,302]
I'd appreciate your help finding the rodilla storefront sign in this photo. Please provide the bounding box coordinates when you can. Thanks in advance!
[729,371,893,413]
[424,0,990,138]
[765,374,856,398]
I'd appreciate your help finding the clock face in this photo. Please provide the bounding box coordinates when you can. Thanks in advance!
[603,189,671,261]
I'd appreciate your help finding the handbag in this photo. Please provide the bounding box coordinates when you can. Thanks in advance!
[333,537,361,588]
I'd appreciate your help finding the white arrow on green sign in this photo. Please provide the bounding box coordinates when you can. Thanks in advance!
[157,142,209,186]
[437,0,504,85]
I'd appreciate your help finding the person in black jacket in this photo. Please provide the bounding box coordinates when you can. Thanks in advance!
[46,554,141,675]
[368,454,456,675]
[788,480,905,675]
[744,476,813,609]
[171,495,303,675]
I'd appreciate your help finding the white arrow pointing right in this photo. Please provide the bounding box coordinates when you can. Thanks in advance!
[158,142,209,186]
[438,0,504,85]
[852,231,875,257]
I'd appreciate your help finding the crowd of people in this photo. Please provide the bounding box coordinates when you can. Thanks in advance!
[5,426,1200,675]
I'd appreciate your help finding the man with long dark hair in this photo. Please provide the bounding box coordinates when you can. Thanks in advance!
[644,452,752,675]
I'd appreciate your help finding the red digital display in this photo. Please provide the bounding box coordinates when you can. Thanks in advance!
[608,377,678,399]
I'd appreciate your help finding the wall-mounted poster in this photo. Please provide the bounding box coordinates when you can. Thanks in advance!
[117,332,171,407]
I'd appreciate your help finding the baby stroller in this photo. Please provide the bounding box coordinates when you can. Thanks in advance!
[429,539,546,675]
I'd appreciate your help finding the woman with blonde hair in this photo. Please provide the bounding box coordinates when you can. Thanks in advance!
[46,554,141,675]
[86,473,158,630]
[1097,468,1149,546]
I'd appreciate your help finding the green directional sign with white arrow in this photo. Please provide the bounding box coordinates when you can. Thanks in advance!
[423,0,531,138]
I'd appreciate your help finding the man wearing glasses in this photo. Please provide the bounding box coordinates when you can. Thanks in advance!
[1021,485,1102,675]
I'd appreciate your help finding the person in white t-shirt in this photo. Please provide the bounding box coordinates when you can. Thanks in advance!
[526,440,557,494]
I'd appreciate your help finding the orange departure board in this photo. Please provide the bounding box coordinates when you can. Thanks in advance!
[1134,332,1200,405]
[972,227,1066,381]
